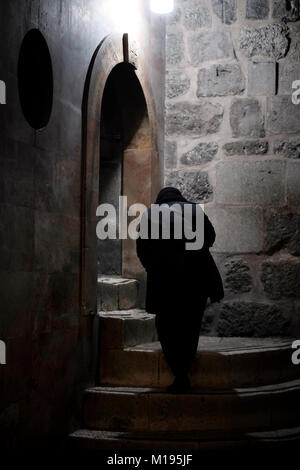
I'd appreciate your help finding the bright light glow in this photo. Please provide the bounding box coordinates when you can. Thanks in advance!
[150,0,174,14]
[105,0,140,35]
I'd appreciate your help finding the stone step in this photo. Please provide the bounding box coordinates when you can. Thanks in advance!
[99,310,157,350]
[98,276,139,311]
[68,426,300,452]
[99,336,299,390]
[83,381,300,433]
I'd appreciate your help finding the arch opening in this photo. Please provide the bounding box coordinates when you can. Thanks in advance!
[98,62,151,280]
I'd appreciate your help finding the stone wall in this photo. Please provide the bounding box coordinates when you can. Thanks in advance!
[165,0,300,337]
[0,0,165,449]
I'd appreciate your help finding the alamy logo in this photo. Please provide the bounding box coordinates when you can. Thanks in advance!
[0,80,6,104]
[96,197,205,250]
[292,80,300,105]
[0,340,6,365]
[291,340,300,365]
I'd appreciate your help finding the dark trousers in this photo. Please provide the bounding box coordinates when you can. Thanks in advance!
[155,297,207,378]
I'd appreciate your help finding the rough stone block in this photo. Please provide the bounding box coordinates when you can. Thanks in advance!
[273,0,299,21]
[197,64,245,97]
[166,101,223,137]
[165,140,178,169]
[223,140,268,156]
[166,70,190,99]
[265,211,300,256]
[246,0,269,19]
[288,37,300,62]
[166,32,184,66]
[99,281,118,311]
[180,142,218,166]
[224,258,252,294]
[188,31,233,65]
[287,161,300,205]
[279,63,300,95]
[212,0,237,24]
[248,62,276,96]
[168,5,182,24]
[183,0,212,30]
[165,170,213,203]
[267,96,300,134]
[205,207,263,253]
[216,160,285,204]
[230,99,265,138]
[261,260,300,300]
[217,301,290,337]
[119,280,138,310]
[274,139,300,158]
[239,25,289,60]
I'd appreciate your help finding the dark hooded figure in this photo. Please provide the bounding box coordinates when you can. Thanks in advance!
[136,187,224,393]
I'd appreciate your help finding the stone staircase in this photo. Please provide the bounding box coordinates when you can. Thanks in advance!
[68,277,300,451]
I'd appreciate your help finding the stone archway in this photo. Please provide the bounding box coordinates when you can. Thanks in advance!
[81,33,160,316]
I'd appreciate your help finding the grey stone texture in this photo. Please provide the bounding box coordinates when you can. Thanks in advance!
[168,6,182,25]
[197,64,245,97]
[279,63,300,95]
[165,170,213,202]
[224,258,252,293]
[180,142,218,165]
[265,212,300,256]
[188,31,234,65]
[288,38,300,61]
[248,62,276,96]
[166,70,191,99]
[212,0,237,24]
[165,0,300,338]
[166,32,184,65]
[274,139,300,159]
[246,0,270,19]
[267,96,300,134]
[239,25,289,60]
[205,207,263,253]
[165,140,178,169]
[223,140,268,156]
[217,301,290,337]
[166,101,224,136]
[98,277,139,311]
[230,99,265,138]
[261,260,300,300]
[216,160,285,205]
[287,161,300,205]
[183,0,212,30]
[273,0,299,21]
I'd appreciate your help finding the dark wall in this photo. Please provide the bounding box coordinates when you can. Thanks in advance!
[0,0,165,449]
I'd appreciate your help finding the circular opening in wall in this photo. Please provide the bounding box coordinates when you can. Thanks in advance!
[18,29,53,130]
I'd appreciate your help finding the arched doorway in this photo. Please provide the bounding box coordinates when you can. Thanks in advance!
[81,34,160,316]
[98,62,151,279]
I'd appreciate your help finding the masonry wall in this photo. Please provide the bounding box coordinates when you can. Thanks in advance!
[0,0,165,449]
[165,0,300,337]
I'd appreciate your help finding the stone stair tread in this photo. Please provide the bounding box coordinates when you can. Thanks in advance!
[128,336,295,353]
[69,426,300,451]
[99,309,153,319]
[70,425,300,442]
[86,378,300,396]
[98,275,137,285]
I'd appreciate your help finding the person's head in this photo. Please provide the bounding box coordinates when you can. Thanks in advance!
[155,186,187,204]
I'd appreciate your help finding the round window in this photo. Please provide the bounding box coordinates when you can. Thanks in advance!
[18,29,53,130]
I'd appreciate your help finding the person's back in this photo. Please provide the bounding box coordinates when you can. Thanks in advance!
[136,187,224,393]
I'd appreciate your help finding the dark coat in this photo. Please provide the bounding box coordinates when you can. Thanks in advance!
[136,198,224,315]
